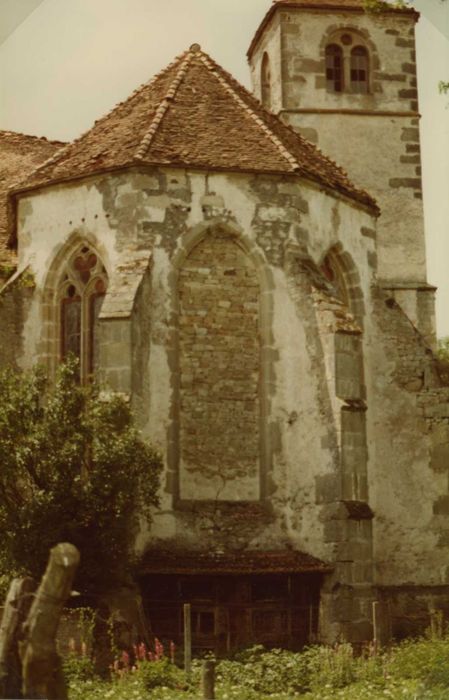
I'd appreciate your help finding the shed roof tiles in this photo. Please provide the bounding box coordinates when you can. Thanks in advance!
[11,45,377,217]
[140,548,332,575]
[0,131,64,270]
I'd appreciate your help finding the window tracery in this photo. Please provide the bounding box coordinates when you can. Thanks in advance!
[58,245,107,381]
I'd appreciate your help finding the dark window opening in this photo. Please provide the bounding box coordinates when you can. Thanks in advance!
[61,290,81,367]
[181,579,215,602]
[88,280,106,376]
[192,611,215,636]
[350,46,369,94]
[251,576,289,602]
[261,52,272,109]
[325,44,343,93]
[142,573,322,655]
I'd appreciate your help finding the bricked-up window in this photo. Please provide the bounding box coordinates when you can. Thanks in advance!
[325,44,343,93]
[59,245,107,382]
[178,230,260,501]
[261,52,272,109]
[350,46,369,94]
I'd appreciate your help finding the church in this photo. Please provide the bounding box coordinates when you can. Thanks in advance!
[1,0,449,653]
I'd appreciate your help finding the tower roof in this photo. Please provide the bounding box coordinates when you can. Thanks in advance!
[9,45,377,217]
[248,0,419,60]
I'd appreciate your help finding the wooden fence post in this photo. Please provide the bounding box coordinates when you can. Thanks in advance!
[20,542,80,700]
[183,603,191,677]
[202,659,215,700]
[372,601,380,653]
[0,577,35,699]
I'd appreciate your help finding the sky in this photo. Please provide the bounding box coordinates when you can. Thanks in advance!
[0,0,448,335]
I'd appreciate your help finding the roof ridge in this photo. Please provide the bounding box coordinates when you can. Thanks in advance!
[197,51,299,173]
[18,50,191,187]
[134,49,195,161]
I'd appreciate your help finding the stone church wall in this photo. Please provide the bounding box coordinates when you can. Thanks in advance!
[9,167,375,567]
[5,160,449,642]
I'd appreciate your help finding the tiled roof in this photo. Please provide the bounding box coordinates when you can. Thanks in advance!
[140,548,332,575]
[10,45,377,220]
[273,0,413,7]
[0,131,65,271]
[248,0,419,59]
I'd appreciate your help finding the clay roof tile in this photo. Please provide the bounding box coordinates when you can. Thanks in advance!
[0,131,65,273]
[9,44,378,242]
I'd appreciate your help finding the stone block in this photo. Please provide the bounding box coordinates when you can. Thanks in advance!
[315,473,340,504]
[402,62,416,74]
[389,178,421,189]
[401,128,420,142]
[361,227,376,240]
[323,519,346,543]
[430,425,449,473]
[433,496,449,516]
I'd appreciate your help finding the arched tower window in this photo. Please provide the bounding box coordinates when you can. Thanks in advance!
[350,46,369,94]
[261,52,272,109]
[325,44,344,93]
[58,244,108,381]
[324,32,371,95]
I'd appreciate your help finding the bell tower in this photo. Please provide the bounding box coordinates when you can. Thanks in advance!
[248,0,435,343]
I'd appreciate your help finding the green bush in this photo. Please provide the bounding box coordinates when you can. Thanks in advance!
[388,636,449,688]
[0,358,162,594]
[216,646,310,696]
[137,658,184,691]
[63,653,96,683]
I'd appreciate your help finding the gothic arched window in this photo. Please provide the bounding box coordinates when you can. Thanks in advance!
[325,44,344,93]
[58,245,107,381]
[350,46,369,94]
[320,251,350,308]
[261,52,272,109]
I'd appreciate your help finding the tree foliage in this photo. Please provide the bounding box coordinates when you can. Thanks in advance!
[0,359,162,593]
[437,336,449,362]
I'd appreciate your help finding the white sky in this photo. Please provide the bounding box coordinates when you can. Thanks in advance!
[0,0,448,335]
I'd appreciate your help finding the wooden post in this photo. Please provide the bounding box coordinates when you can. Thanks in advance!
[202,659,215,700]
[372,601,380,654]
[20,543,80,700]
[0,577,35,699]
[183,603,191,677]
